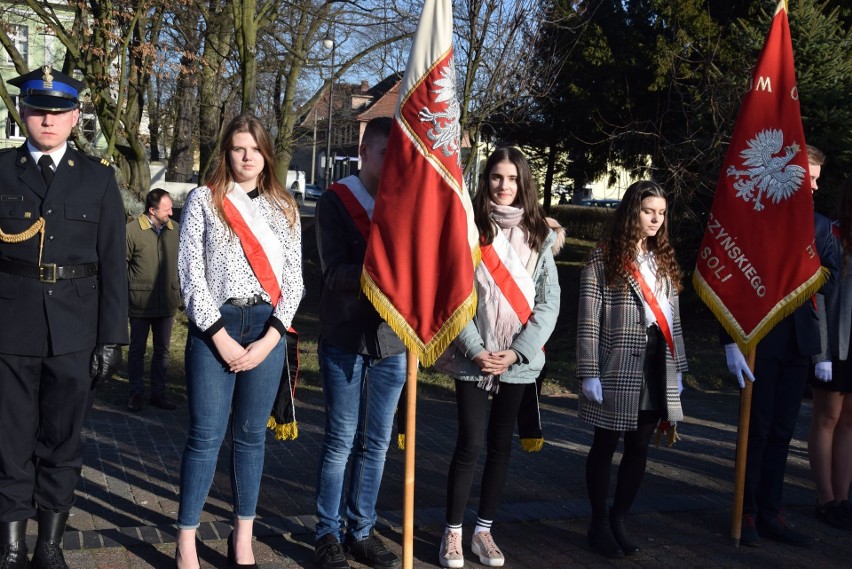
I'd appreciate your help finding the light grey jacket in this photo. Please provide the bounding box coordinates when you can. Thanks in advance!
[816,253,852,363]
[435,230,560,384]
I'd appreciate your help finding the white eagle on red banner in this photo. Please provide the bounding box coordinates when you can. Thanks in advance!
[417,58,461,165]
[726,128,806,211]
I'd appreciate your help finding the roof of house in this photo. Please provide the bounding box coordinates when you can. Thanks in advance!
[356,79,400,121]
[299,72,403,128]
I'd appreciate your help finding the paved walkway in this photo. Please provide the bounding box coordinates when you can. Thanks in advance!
[20,384,852,568]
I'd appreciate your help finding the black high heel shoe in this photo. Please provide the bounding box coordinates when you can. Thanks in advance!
[610,508,640,555]
[587,514,624,559]
[227,530,258,569]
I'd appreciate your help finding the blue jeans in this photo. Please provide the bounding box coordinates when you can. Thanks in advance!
[315,339,406,541]
[177,303,284,529]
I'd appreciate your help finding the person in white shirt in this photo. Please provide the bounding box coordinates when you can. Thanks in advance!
[174,114,303,569]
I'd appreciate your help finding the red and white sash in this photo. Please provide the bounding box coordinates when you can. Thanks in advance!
[222,183,284,306]
[627,262,675,357]
[328,176,374,240]
[479,230,535,326]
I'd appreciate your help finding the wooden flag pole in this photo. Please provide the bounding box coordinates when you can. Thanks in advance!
[730,348,757,546]
[402,349,419,569]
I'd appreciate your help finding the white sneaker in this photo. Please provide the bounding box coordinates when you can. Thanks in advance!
[471,531,504,567]
[438,530,464,568]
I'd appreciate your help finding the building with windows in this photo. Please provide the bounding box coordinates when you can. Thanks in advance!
[291,72,402,188]
[0,3,99,150]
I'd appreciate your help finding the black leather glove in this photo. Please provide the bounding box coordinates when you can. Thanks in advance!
[90,344,122,390]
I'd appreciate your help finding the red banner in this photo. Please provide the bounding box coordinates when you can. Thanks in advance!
[361,0,478,367]
[693,1,827,352]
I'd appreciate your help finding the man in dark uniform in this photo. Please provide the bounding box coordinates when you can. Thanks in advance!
[0,67,128,569]
[725,145,840,547]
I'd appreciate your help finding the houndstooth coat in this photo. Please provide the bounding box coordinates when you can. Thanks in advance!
[576,248,688,431]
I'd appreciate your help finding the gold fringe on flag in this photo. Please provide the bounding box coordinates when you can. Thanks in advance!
[397,433,406,450]
[361,246,480,368]
[692,266,828,354]
[520,437,544,453]
[266,417,298,441]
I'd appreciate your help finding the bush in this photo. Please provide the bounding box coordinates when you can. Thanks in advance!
[549,204,613,242]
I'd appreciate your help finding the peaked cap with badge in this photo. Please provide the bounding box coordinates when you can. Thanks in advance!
[7,65,85,111]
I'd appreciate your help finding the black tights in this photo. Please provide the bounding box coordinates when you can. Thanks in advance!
[586,410,661,518]
[445,381,526,525]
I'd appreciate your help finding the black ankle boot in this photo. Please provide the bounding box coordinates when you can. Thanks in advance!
[588,513,624,558]
[31,511,68,569]
[0,520,30,569]
[610,508,640,555]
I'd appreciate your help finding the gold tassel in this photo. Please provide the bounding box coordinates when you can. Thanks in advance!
[667,423,681,447]
[693,267,828,354]
[397,433,406,450]
[654,421,680,448]
[267,417,299,441]
[360,251,479,367]
[520,437,544,452]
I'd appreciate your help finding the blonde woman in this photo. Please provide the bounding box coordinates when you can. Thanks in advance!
[175,114,302,569]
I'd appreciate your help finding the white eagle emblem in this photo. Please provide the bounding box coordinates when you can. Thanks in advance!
[726,129,806,211]
[417,56,461,166]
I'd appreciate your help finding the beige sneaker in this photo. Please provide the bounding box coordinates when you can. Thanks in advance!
[471,531,504,567]
[438,530,464,568]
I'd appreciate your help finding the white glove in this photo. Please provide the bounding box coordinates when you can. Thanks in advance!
[815,361,832,382]
[582,377,603,404]
[677,372,684,395]
[725,343,755,389]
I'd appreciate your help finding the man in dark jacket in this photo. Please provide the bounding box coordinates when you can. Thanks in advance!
[0,67,128,569]
[313,117,405,569]
[125,188,181,412]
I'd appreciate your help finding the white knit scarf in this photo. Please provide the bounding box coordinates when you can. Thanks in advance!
[476,203,534,392]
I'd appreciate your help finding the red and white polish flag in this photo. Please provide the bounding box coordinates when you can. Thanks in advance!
[362,0,479,367]
[693,0,827,352]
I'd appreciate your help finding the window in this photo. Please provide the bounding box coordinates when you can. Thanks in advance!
[5,25,28,65]
[79,102,97,143]
[5,96,24,140]
[43,34,59,69]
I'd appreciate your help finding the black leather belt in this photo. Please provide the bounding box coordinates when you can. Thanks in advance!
[0,259,99,283]
[226,294,267,306]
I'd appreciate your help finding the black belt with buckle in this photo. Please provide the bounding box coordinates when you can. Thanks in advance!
[0,259,99,283]
[226,294,267,306]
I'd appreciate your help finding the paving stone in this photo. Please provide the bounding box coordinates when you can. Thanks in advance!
[40,386,849,567]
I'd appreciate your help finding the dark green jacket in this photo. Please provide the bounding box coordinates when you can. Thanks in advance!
[126,214,180,318]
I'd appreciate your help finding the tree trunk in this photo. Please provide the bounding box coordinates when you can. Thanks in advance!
[234,0,258,113]
[543,143,557,214]
[147,75,161,162]
[198,1,233,182]
[166,52,199,183]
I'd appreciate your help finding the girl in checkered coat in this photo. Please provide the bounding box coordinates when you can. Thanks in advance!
[577,180,688,558]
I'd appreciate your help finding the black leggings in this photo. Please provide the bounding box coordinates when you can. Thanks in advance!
[445,380,527,525]
[586,410,662,518]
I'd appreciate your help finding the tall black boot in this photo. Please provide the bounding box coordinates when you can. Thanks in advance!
[587,512,624,558]
[610,507,640,555]
[31,511,68,569]
[0,520,30,569]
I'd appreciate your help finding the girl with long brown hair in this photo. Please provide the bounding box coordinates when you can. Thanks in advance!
[436,147,560,567]
[175,114,302,569]
[576,180,688,558]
